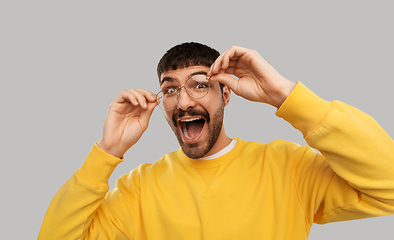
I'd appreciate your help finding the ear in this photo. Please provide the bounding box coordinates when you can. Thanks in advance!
[222,85,231,107]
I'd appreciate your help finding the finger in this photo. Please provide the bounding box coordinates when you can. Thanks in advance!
[208,48,229,76]
[135,88,157,102]
[228,60,237,67]
[140,100,157,124]
[208,59,219,77]
[215,59,239,75]
[129,89,149,109]
[209,46,249,76]
[223,66,237,75]
[221,46,251,69]
[116,90,139,106]
[209,73,239,93]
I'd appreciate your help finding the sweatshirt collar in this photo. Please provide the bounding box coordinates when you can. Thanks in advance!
[177,138,244,169]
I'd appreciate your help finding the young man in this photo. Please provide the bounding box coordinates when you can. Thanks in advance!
[39,42,394,239]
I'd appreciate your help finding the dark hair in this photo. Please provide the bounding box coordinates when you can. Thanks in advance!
[157,42,220,78]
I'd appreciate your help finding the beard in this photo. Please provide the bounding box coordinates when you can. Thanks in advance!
[165,103,225,159]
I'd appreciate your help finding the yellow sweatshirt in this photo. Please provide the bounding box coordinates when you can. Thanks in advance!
[38,83,394,240]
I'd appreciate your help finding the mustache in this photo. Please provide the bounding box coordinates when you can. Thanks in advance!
[172,108,210,127]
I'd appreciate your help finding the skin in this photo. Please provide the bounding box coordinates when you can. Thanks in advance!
[160,66,231,159]
[97,45,296,159]
[207,46,296,108]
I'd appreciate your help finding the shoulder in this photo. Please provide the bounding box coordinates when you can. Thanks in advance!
[122,150,182,182]
[237,138,318,165]
[238,138,297,154]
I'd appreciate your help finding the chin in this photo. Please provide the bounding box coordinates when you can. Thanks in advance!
[165,104,225,159]
[175,121,223,159]
[179,140,210,159]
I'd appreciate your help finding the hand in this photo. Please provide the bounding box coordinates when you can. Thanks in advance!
[97,89,158,158]
[207,46,296,108]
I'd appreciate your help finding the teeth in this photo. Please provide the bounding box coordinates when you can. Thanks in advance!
[180,117,201,122]
[183,127,192,139]
[180,117,202,139]
[180,117,203,140]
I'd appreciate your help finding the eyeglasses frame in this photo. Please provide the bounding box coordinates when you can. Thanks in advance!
[156,75,211,111]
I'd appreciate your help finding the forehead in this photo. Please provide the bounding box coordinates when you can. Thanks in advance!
[159,66,210,85]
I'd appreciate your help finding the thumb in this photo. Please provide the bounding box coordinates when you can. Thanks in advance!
[209,73,238,93]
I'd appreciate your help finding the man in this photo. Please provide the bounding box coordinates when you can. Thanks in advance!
[39,42,394,239]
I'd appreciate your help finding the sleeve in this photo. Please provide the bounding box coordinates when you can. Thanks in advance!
[38,143,140,240]
[276,82,394,225]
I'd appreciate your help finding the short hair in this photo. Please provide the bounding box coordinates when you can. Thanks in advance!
[157,42,220,78]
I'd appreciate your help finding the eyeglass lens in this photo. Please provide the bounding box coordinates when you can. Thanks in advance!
[156,75,210,111]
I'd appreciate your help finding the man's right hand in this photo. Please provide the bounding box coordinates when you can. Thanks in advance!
[97,88,158,158]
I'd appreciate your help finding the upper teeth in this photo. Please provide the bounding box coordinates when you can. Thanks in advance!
[180,117,201,122]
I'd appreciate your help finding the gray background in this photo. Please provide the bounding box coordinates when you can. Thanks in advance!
[1,0,393,239]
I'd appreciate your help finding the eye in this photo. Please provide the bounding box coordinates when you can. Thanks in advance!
[163,87,177,95]
[189,75,210,91]
[195,83,209,89]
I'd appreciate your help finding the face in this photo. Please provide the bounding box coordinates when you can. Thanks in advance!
[160,66,231,159]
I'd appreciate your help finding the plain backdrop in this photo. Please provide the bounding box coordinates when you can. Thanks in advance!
[1,1,393,239]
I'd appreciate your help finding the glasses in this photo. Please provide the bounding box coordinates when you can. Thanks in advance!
[156,75,210,111]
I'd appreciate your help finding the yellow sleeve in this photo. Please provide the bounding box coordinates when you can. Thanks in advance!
[276,82,394,225]
[38,143,131,240]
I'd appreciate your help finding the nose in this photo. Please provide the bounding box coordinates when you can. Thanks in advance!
[176,87,197,110]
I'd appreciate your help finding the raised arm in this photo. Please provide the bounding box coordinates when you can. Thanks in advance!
[97,88,158,158]
[208,45,394,223]
[38,88,158,239]
[276,82,394,224]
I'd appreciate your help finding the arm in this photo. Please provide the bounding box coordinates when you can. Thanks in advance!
[277,83,394,223]
[208,46,394,222]
[38,89,158,239]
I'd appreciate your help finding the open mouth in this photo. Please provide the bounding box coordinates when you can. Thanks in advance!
[179,117,206,141]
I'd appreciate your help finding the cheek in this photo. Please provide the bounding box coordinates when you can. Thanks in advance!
[164,112,174,124]
[201,96,224,112]
[165,112,181,131]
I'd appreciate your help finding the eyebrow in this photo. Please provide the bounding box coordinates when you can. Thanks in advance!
[160,70,208,85]
[189,71,208,78]
[160,76,177,85]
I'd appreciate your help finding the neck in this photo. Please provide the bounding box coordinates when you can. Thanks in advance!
[203,128,232,158]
